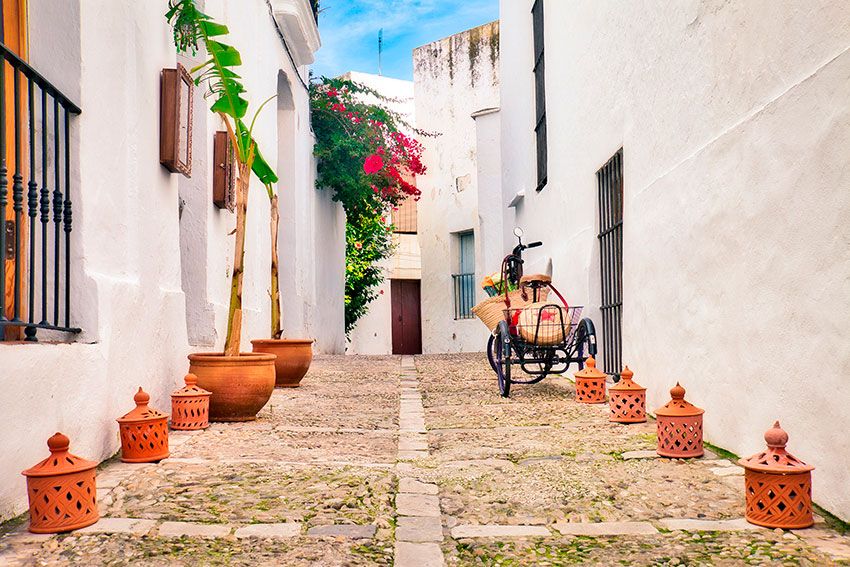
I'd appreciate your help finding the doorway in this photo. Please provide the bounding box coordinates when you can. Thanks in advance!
[391,279,422,355]
[2,0,27,339]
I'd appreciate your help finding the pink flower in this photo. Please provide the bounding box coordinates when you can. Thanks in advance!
[380,289,384,295]
[363,154,384,174]
[354,242,363,250]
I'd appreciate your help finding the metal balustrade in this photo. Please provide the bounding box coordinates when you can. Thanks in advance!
[452,273,476,320]
[0,43,81,342]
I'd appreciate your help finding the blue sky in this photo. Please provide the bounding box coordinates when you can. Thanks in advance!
[312,0,499,81]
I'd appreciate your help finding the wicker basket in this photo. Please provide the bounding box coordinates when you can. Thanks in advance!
[472,288,549,332]
[516,302,570,345]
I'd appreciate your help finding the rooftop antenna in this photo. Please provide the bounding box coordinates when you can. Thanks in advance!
[378,28,383,76]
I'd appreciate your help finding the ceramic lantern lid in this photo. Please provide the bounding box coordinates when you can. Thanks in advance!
[609,366,645,391]
[738,421,814,473]
[22,432,97,477]
[575,356,606,379]
[655,383,704,417]
[171,374,211,398]
[117,387,168,423]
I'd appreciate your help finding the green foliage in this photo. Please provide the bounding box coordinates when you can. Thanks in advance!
[310,76,427,335]
[344,213,393,334]
[166,0,277,184]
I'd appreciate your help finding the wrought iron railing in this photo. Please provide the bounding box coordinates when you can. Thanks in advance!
[452,273,476,320]
[0,43,81,342]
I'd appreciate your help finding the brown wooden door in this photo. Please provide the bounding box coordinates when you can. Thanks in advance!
[2,0,27,339]
[391,279,422,355]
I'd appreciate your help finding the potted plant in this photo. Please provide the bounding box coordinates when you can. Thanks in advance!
[250,187,315,388]
[167,0,279,420]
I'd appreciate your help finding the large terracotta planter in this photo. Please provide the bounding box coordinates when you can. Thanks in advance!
[187,352,276,422]
[251,339,314,388]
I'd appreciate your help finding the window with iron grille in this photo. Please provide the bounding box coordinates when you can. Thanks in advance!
[392,197,417,233]
[596,150,623,378]
[452,231,475,320]
[532,0,547,191]
[0,42,81,343]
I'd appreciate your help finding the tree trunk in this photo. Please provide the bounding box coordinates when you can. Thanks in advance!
[224,161,251,356]
[269,193,282,339]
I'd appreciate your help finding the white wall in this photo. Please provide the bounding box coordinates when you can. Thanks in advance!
[414,22,500,353]
[0,0,337,521]
[344,72,420,355]
[499,0,850,521]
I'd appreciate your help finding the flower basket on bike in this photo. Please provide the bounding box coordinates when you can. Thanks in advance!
[472,287,549,332]
[515,301,570,345]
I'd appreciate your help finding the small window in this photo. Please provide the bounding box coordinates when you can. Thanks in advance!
[392,197,417,233]
[532,0,547,191]
[452,231,475,319]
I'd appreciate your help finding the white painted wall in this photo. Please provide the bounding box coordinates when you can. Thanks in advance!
[498,0,850,521]
[343,72,421,355]
[0,0,339,521]
[414,22,500,354]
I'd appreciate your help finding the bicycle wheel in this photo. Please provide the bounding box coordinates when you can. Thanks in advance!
[495,322,512,397]
[486,334,498,373]
[574,318,598,370]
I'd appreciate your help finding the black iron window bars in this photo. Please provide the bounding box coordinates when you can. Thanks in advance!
[0,43,81,342]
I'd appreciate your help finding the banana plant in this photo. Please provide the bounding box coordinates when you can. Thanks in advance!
[167,0,283,354]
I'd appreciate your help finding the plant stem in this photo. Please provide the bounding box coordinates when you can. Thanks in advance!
[269,191,282,339]
[223,148,254,356]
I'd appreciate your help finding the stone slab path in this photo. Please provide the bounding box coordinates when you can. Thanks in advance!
[1,353,849,566]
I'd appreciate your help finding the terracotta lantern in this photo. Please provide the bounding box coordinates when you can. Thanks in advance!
[21,432,98,533]
[655,383,704,458]
[739,421,814,529]
[117,387,169,463]
[171,373,211,431]
[574,355,607,404]
[608,366,646,423]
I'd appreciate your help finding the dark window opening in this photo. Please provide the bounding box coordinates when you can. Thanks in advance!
[596,149,623,378]
[532,0,547,191]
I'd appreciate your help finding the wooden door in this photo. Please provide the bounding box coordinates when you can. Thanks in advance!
[391,279,422,355]
[1,0,27,338]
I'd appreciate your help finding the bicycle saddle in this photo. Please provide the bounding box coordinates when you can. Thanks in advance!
[520,273,551,286]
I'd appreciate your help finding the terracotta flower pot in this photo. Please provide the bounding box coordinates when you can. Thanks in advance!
[187,352,276,422]
[251,339,314,388]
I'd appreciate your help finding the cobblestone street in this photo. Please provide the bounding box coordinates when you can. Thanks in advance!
[2,354,850,566]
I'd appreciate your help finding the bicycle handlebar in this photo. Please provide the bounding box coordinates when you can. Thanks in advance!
[526,241,543,249]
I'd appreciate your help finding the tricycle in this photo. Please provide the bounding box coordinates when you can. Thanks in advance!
[484,228,598,397]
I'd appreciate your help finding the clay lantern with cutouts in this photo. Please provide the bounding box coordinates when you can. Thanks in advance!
[739,421,814,529]
[574,355,607,404]
[608,366,646,423]
[117,387,169,463]
[655,383,704,458]
[171,373,211,431]
[22,432,99,533]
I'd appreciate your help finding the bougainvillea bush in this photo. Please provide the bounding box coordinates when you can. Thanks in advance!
[310,77,427,334]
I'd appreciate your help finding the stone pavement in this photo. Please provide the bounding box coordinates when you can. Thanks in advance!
[1,353,849,566]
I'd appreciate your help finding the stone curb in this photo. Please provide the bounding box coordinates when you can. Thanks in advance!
[552,521,658,536]
[658,518,764,532]
[452,525,552,538]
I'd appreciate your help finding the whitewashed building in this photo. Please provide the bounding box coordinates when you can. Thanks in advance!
[0,0,344,520]
[494,1,850,521]
[413,21,500,354]
[344,72,423,356]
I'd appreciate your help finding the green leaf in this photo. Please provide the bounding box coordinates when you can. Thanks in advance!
[206,41,242,67]
[252,146,278,185]
[211,94,248,120]
[199,20,228,36]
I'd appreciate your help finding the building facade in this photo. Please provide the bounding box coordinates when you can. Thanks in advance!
[497,0,850,521]
[0,0,344,520]
[413,21,500,354]
[344,71,423,356]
